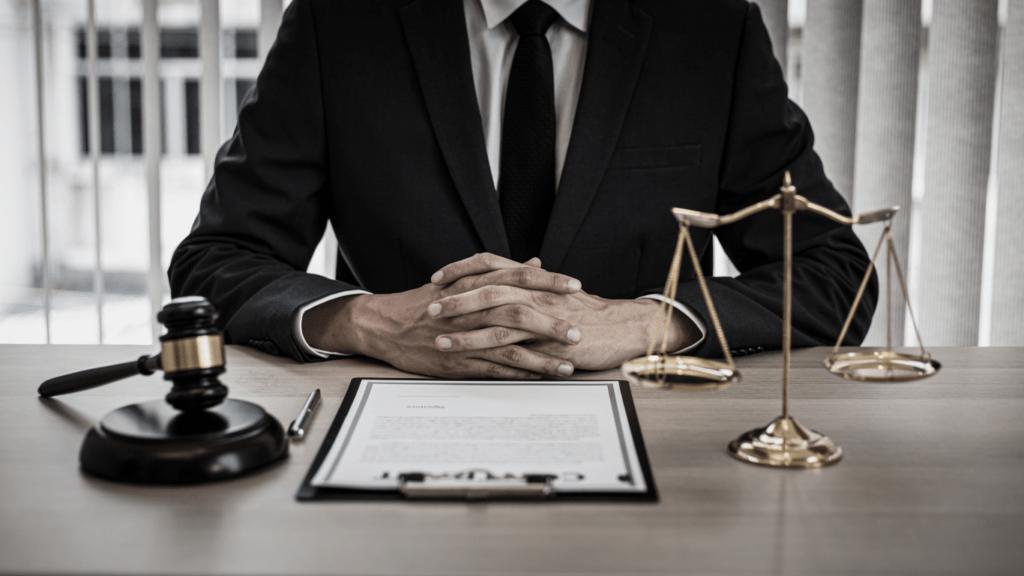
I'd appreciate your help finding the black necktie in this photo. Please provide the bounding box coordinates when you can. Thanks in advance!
[499,0,559,263]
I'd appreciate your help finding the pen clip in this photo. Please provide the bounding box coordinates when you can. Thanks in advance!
[288,389,321,441]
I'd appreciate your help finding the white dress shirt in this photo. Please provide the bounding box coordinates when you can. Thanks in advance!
[467,0,589,189]
[294,0,706,358]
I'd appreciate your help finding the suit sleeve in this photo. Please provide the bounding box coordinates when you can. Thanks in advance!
[669,2,878,358]
[168,0,353,362]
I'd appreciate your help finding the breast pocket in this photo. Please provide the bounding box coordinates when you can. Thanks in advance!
[606,144,701,171]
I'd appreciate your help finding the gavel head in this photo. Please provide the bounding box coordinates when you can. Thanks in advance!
[157,296,228,411]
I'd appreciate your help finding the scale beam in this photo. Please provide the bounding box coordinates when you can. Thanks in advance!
[674,174,900,230]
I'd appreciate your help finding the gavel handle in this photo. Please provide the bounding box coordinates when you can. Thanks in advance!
[38,354,161,397]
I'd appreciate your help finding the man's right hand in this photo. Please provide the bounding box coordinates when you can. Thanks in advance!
[302,254,583,379]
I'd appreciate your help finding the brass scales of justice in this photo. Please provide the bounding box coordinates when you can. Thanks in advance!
[621,171,941,468]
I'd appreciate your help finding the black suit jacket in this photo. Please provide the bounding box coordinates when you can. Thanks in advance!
[169,0,876,362]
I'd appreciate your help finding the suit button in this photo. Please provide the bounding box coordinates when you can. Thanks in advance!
[248,340,278,355]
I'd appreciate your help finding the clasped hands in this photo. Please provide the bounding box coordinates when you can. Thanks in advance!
[304,253,696,379]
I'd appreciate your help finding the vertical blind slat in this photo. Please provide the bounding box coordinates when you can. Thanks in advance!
[801,0,863,204]
[991,0,1024,345]
[86,0,104,343]
[200,0,222,180]
[852,0,921,346]
[259,0,283,64]
[142,0,163,342]
[918,0,999,346]
[32,0,51,344]
[753,0,788,79]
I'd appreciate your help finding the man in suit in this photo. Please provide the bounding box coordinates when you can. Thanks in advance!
[169,0,876,379]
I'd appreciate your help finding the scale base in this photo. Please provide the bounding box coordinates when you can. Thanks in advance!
[728,416,842,468]
[80,398,287,484]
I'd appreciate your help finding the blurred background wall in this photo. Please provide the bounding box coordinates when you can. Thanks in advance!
[0,0,1021,347]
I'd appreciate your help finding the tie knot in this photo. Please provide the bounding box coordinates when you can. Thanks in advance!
[510,0,559,37]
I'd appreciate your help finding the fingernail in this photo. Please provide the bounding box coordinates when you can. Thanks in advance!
[437,337,452,350]
[567,328,581,343]
[431,270,444,284]
[558,364,573,377]
[428,303,442,317]
[568,279,582,291]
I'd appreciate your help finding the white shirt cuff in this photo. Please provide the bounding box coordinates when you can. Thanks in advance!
[293,290,372,358]
[636,294,708,355]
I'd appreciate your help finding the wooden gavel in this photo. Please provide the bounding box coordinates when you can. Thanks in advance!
[38,296,229,411]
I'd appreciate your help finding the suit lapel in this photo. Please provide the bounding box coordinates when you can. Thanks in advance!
[539,0,652,271]
[400,0,511,257]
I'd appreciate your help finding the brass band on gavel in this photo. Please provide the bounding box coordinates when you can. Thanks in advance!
[160,334,225,373]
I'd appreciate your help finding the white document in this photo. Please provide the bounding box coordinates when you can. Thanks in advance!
[311,380,647,493]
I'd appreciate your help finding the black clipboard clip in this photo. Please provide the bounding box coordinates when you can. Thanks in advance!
[397,469,557,500]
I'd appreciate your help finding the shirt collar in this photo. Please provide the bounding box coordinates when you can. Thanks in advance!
[479,0,590,33]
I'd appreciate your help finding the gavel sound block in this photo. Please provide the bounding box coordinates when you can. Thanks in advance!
[39,297,288,484]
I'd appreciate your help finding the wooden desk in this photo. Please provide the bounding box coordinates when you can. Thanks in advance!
[1,345,1022,575]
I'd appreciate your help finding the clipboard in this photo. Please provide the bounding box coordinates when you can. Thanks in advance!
[296,378,658,502]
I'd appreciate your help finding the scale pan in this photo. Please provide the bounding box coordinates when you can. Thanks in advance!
[621,355,739,391]
[825,350,940,382]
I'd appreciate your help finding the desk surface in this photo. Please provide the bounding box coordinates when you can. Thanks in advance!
[1,344,1022,576]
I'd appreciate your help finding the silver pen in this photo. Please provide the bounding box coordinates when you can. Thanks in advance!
[288,389,321,440]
